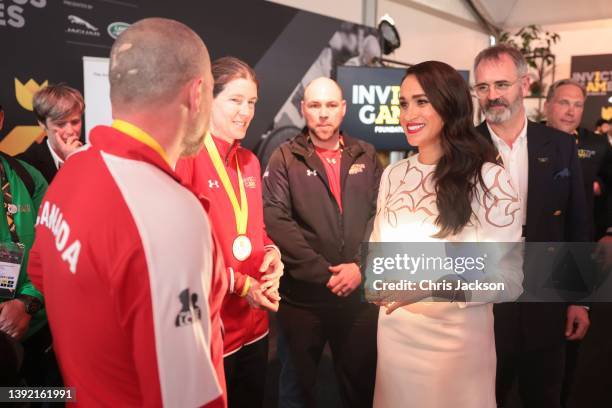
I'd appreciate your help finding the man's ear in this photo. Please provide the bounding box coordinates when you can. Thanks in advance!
[0,111,4,131]
[188,77,204,114]
[37,120,47,129]
[520,75,531,98]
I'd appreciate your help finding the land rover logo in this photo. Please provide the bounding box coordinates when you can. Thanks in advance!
[107,22,130,39]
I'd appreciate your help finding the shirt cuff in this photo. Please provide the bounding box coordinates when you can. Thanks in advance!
[264,245,281,258]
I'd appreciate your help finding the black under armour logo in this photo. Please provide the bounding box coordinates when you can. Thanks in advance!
[174,288,202,327]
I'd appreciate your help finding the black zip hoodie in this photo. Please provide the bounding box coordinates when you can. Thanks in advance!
[263,131,383,307]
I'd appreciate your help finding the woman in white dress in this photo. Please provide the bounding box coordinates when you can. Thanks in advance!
[371,61,523,408]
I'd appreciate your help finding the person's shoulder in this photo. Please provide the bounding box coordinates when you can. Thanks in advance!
[0,154,46,185]
[344,133,376,154]
[268,133,306,164]
[236,145,257,160]
[529,120,572,140]
[381,155,412,181]
[17,140,48,160]
[579,128,609,149]
[15,158,46,181]
[529,121,577,149]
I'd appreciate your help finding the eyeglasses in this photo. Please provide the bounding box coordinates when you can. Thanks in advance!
[472,78,522,97]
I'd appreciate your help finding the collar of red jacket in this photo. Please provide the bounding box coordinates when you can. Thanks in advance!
[90,125,214,212]
[210,133,241,164]
[89,125,180,182]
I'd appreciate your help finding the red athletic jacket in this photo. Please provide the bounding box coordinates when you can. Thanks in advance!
[177,135,273,355]
[28,125,227,407]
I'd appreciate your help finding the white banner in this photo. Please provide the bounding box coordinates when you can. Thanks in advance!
[83,56,112,141]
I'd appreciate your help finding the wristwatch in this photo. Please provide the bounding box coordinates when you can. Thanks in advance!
[17,295,43,316]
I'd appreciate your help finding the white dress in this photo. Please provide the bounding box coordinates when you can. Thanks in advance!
[371,154,523,408]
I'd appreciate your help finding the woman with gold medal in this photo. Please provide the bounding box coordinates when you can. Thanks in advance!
[176,57,283,408]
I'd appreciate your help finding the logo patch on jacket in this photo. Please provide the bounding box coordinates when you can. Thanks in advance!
[577,149,596,159]
[349,163,365,175]
[243,176,257,189]
[208,179,220,189]
[306,169,317,177]
[175,288,202,327]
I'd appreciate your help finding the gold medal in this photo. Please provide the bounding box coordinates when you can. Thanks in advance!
[204,133,251,261]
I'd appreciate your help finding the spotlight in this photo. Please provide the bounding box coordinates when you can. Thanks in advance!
[378,14,400,55]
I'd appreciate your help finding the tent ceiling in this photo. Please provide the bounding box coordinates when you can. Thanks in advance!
[476,0,612,28]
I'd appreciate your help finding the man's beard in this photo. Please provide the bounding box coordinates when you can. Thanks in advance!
[180,118,208,157]
[307,125,340,142]
[483,96,522,124]
[181,133,205,157]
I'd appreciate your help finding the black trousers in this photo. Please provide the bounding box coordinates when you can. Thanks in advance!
[565,303,612,408]
[496,341,566,408]
[277,301,378,408]
[223,336,269,408]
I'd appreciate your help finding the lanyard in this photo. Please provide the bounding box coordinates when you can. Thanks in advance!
[0,161,21,244]
[204,133,248,235]
[112,120,170,165]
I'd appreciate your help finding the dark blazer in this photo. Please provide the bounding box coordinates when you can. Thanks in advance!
[576,128,612,238]
[477,120,590,350]
[16,138,57,184]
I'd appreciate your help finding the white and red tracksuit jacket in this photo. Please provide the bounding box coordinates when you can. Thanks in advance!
[176,136,273,356]
[27,125,227,407]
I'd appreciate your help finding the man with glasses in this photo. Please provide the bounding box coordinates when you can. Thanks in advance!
[473,44,590,408]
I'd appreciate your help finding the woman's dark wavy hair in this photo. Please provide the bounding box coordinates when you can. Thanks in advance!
[402,61,497,238]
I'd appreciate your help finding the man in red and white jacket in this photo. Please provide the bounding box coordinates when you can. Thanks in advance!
[27,18,227,407]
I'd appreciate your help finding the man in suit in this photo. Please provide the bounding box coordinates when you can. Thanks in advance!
[544,78,612,240]
[473,44,591,408]
[544,78,612,407]
[17,84,84,183]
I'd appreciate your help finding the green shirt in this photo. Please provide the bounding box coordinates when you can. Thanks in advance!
[0,156,48,338]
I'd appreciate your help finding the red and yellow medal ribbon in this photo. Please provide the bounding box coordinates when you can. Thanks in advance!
[112,119,170,166]
[204,132,248,235]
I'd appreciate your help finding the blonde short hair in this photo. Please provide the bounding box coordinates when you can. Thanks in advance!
[33,84,84,123]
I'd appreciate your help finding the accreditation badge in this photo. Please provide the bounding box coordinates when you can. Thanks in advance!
[232,235,252,261]
[0,242,25,299]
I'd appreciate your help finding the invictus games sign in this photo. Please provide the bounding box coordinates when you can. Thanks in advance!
[337,66,409,151]
[337,66,469,150]
[571,54,612,128]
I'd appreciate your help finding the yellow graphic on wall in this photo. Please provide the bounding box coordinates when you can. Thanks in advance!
[602,106,612,121]
[0,78,47,156]
[15,79,48,111]
[573,70,612,96]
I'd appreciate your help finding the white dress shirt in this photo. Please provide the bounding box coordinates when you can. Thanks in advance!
[487,116,529,225]
[46,138,64,170]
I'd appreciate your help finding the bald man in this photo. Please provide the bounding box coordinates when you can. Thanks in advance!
[263,77,382,408]
[27,18,227,407]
